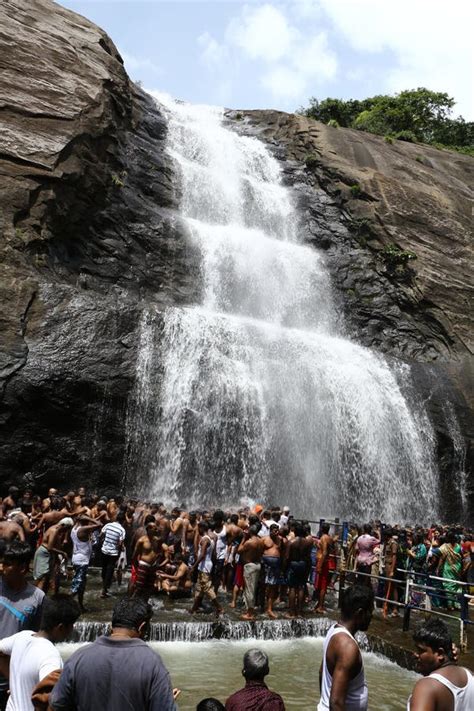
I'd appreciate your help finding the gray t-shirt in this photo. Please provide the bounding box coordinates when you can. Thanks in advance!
[0,579,45,691]
[0,579,45,637]
[50,636,177,711]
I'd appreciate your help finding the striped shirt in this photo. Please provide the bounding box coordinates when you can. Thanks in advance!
[100,522,125,556]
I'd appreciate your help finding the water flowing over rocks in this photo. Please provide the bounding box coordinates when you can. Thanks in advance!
[0,0,472,521]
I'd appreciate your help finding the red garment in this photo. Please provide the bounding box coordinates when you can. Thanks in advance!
[234,561,244,589]
[314,559,330,592]
[225,681,285,710]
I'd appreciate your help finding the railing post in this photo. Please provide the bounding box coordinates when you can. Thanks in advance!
[403,574,412,632]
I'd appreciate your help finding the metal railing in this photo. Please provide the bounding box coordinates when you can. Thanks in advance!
[335,564,472,651]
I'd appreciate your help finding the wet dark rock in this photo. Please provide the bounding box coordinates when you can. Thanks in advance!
[0,1,472,518]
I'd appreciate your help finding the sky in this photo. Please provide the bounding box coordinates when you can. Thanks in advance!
[59,0,473,118]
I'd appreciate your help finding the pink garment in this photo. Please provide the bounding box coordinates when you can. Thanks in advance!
[356,534,379,566]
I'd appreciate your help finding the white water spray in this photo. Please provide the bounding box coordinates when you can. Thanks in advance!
[126,94,438,521]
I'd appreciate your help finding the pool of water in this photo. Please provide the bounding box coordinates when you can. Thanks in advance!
[60,636,418,710]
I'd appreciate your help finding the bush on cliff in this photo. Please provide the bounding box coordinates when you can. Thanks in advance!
[300,88,473,153]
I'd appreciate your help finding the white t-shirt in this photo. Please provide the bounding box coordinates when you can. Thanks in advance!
[0,630,62,711]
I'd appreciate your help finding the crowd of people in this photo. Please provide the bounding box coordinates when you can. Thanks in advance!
[1,483,473,709]
[1,485,472,620]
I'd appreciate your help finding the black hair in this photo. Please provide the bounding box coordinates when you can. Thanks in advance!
[2,541,33,566]
[213,509,224,523]
[320,522,330,535]
[413,618,453,659]
[294,522,305,537]
[41,594,81,631]
[111,596,153,631]
[230,513,239,525]
[340,585,374,619]
[363,523,372,534]
[144,514,156,525]
[196,699,225,711]
[116,511,126,524]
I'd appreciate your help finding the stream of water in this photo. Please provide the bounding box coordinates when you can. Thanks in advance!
[60,637,418,710]
[125,94,438,521]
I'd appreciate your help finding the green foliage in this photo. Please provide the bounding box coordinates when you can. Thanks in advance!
[327,118,340,127]
[350,183,361,197]
[304,154,320,169]
[415,155,424,163]
[301,88,473,152]
[384,135,394,144]
[381,244,417,274]
[234,112,243,121]
[393,130,417,142]
[111,171,127,188]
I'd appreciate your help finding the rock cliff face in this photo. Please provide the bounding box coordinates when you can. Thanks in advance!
[0,0,472,519]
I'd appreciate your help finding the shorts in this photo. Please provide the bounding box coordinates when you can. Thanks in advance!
[262,555,281,586]
[71,564,89,594]
[116,550,127,570]
[195,571,217,600]
[33,545,51,581]
[287,560,307,588]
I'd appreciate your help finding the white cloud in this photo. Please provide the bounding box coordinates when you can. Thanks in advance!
[120,51,162,76]
[316,0,474,117]
[197,32,227,69]
[226,4,296,63]
[261,66,308,100]
[292,32,337,79]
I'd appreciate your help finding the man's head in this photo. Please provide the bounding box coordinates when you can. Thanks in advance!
[320,522,330,535]
[198,521,209,535]
[111,596,153,638]
[58,517,74,529]
[40,594,81,643]
[270,524,279,539]
[242,648,270,681]
[1,541,32,588]
[283,506,290,515]
[340,585,374,632]
[196,699,225,711]
[413,618,454,675]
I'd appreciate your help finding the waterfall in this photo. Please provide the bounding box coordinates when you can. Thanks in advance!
[125,93,438,522]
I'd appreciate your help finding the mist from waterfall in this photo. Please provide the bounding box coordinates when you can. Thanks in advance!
[125,94,438,522]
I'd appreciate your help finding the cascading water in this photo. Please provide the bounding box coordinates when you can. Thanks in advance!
[125,93,438,521]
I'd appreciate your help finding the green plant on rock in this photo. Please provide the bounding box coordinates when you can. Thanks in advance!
[111,171,126,188]
[393,130,417,143]
[415,154,424,163]
[234,112,243,121]
[384,135,394,144]
[381,243,417,276]
[304,154,320,169]
[327,118,339,127]
[350,183,362,197]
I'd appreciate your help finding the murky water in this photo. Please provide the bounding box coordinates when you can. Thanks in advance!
[60,636,418,710]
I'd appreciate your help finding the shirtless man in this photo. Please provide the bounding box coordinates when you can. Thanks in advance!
[182,511,198,566]
[130,522,163,599]
[158,552,192,597]
[262,524,282,618]
[286,522,312,618]
[0,519,25,542]
[169,508,185,552]
[238,525,265,621]
[33,518,73,593]
[314,523,332,614]
[41,487,58,513]
[225,514,243,592]
[39,497,71,531]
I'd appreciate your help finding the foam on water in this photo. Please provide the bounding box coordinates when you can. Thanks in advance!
[125,92,439,521]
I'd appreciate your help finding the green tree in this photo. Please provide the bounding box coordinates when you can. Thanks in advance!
[300,88,472,151]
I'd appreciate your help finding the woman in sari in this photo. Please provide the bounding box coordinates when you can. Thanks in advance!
[437,530,462,610]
